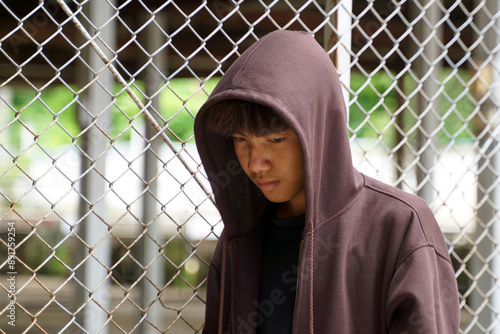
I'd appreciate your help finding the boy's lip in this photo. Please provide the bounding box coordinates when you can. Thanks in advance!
[255,180,279,192]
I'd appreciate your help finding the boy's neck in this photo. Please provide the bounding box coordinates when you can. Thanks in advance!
[275,202,305,219]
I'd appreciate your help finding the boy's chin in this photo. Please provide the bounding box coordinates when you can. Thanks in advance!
[261,193,288,204]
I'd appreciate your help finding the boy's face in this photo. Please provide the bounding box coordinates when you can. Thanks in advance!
[232,128,305,218]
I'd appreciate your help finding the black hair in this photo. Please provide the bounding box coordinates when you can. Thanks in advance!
[202,99,290,137]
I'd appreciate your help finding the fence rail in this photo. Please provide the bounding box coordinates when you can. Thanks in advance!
[0,0,499,333]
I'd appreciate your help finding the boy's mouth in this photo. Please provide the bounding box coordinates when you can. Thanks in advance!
[256,180,279,192]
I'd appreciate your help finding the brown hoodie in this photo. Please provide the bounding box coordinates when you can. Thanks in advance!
[194,30,460,334]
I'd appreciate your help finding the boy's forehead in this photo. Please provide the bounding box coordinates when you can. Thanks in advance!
[234,126,295,137]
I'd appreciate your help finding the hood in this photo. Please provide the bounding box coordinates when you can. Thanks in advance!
[194,30,363,240]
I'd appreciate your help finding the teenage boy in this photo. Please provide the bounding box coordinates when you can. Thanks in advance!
[194,30,460,334]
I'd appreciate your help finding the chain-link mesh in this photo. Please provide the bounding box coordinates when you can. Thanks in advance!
[0,0,499,333]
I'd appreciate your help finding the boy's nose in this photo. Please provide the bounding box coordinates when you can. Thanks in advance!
[247,150,271,173]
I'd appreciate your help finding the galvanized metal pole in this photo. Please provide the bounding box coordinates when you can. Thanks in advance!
[76,1,116,333]
[414,0,442,204]
[138,12,167,334]
[324,0,352,118]
[471,0,500,332]
[395,79,406,189]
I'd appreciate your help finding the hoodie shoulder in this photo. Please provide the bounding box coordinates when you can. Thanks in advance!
[363,174,429,212]
[362,175,451,265]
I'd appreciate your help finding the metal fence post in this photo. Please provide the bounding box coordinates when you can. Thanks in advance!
[473,141,500,333]
[413,0,442,204]
[75,1,116,332]
[324,0,353,118]
[138,12,167,334]
[471,0,500,331]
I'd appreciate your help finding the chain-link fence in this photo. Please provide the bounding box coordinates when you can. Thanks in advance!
[0,0,499,333]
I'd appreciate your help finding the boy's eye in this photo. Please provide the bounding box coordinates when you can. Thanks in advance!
[269,137,285,143]
[232,136,246,142]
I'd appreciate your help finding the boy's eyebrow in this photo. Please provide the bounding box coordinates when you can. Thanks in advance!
[230,128,294,138]
[272,129,293,135]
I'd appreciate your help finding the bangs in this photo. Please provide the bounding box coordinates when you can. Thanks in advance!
[202,99,290,137]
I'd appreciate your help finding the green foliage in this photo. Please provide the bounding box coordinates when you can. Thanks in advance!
[349,72,398,142]
[435,69,476,140]
[349,69,476,145]
[5,78,220,149]
[9,85,79,148]
[40,245,71,276]
[111,82,146,142]
[4,71,475,151]
[164,237,206,288]
[161,78,219,142]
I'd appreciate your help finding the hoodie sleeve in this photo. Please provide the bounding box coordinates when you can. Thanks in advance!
[386,244,460,333]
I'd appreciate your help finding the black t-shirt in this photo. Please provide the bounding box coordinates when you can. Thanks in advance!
[256,213,305,334]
